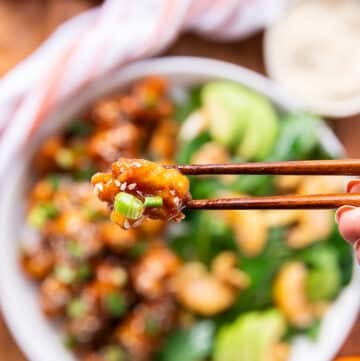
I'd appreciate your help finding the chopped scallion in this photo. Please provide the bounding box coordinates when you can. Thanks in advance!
[73,166,96,181]
[67,298,87,319]
[144,315,161,336]
[56,148,74,169]
[114,192,144,220]
[128,241,148,258]
[63,334,77,349]
[27,203,58,229]
[103,345,125,361]
[66,120,92,137]
[66,240,84,259]
[104,292,126,317]
[82,206,103,221]
[76,263,92,282]
[111,268,127,286]
[47,174,60,190]
[144,196,163,208]
[55,265,76,284]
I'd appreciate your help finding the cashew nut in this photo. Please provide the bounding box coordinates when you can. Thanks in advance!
[263,210,301,228]
[275,175,304,191]
[173,253,248,316]
[298,175,345,195]
[172,263,235,316]
[191,141,230,165]
[273,262,314,328]
[287,210,333,249]
[212,251,250,288]
[179,110,209,141]
[232,210,268,257]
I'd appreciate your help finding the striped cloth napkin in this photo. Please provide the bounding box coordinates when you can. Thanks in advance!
[0,0,288,176]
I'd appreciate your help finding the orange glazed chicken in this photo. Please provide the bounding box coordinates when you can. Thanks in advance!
[91,158,191,229]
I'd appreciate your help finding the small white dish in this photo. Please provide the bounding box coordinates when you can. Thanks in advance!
[0,56,359,361]
[264,0,360,117]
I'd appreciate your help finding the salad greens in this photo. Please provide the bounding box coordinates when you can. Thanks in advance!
[157,321,215,361]
[26,77,353,361]
[170,80,353,361]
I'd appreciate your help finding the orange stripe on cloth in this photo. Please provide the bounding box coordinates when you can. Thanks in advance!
[136,0,179,57]
[25,1,132,143]
[108,0,180,72]
[25,42,79,140]
[25,6,107,141]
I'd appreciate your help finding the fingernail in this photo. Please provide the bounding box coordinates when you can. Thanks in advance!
[354,239,360,264]
[335,205,356,224]
[347,179,360,193]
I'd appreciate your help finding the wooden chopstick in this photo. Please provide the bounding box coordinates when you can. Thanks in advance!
[172,159,360,210]
[186,193,360,210]
[175,159,360,176]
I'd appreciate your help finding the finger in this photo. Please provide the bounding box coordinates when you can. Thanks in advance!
[347,179,360,193]
[354,240,360,264]
[337,207,360,244]
[335,205,356,224]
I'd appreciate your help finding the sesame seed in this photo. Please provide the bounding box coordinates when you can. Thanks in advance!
[128,183,136,190]
[133,217,144,228]
[123,219,130,230]
[94,183,104,195]
[120,182,127,191]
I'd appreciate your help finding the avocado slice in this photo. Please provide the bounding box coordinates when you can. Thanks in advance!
[202,82,251,148]
[202,81,279,159]
[237,101,279,160]
[214,310,287,361]
[300,244,341,301]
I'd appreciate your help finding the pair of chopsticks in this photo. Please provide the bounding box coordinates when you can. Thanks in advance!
[174,159,360,210]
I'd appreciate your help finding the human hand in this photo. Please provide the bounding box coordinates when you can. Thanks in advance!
[336,180,360,263]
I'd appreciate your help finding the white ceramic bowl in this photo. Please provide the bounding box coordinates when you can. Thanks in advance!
[0,57,359,361]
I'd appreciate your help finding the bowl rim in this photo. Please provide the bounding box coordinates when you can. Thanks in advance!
[0,56,359,361]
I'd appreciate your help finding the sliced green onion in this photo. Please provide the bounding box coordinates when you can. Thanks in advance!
[144,196,163,208]
[66,240,84,259]
[66,120,92,137]
[76,263,92,282]
[103,345,125,361]
[128,241,148,258]
[82,206,106,221]
[47,174,60,190]
[55,265,76,284]
[104,292,126,317]
[27,203,58,229]
[56,148,74,169]
[63,334,78,349]
[114,192,144,220]
[72,166,96,181]
[144,315,161,336]
[67,298,87,319]
[111,268,127,286]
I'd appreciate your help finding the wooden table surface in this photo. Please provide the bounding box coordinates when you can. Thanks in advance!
[1,32,359,360]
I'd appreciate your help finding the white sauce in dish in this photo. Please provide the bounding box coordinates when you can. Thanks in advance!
[265,0,360,117]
